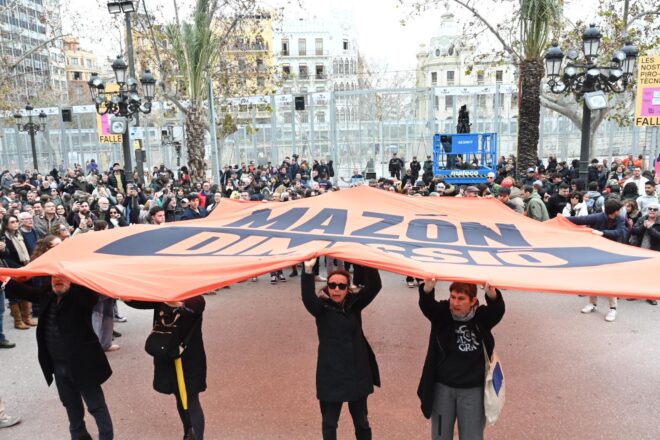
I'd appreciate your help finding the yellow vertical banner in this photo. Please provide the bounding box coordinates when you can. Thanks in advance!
[635,56,660,127]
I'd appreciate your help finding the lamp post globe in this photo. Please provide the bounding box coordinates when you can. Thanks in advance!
[582,24,602,59]
[621,42,639,76]
[140,70,156,99]
[111,56,128,84]
[544,43,564,78]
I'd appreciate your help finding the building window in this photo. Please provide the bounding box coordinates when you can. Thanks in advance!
[343,39,349,50]
[447,71,455,85]
[333,59,338,74]
[496,70,503,83]
[238,58,246,71]
[284,112,292,123]
[344,59,349,75]
[70,57,78,65]
[445,95,454,110]
[315,64,324,79]
[477,71,484,85]
[256,58,265,72]
[431,72,437,85]
[315,38,323,55]
[73,71,82,80]
[478,95,486,109]
[317,112,325,123]
[282,64,290,77]
[257,77,265,87]
[298,38,306,56]
[434,95,439,110]
[299,64,308,79]
[281,39,289,56]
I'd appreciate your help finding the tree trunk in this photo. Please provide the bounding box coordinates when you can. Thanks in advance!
[516,59,545,178]
[186,105,208,183]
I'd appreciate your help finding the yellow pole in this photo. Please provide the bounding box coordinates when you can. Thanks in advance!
[174,357,188,410]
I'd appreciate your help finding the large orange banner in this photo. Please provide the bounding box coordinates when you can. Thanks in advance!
[0,186,657,301]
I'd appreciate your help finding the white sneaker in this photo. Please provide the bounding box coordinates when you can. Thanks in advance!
[314,276,326,282]
[406,281,415,288]
[0,414,21,428]
[605,309,617,322]
[581,304,596,314]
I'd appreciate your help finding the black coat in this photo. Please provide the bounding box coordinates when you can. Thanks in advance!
[417,284,505,419]
[4,280,112,389]
[301,268,382,402]
[126,296,207,395]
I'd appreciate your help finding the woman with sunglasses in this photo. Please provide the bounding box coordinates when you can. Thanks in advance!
[301,257,382,440]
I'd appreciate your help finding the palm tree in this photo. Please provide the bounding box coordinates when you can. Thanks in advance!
[453,0,562,177]
[166,0,221,183]
[516,0,563,177]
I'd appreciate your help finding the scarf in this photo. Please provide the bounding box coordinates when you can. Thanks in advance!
[5,230,30,264]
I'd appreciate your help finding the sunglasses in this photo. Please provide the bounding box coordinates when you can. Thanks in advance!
[648,208,659,212]
[327,282,348,290]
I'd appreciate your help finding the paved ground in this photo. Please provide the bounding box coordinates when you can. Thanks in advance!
[1,271,660,439]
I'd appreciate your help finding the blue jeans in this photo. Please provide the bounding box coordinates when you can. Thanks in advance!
[0,289,5,341]
[53,362,114,439]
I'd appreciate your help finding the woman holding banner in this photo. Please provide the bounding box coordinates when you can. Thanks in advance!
[417,280,505,440]
[301,257,382,440]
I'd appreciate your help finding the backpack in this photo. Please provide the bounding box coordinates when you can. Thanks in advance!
[586,195,603,214]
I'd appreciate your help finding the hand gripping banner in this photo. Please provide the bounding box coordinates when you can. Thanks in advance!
[0,186,657,301]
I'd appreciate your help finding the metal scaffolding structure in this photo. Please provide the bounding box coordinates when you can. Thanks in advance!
[1,87,656,181]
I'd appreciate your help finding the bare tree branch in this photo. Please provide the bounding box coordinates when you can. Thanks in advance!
[8,33,69,70]
[627,5,660,29]
[540,93,581,126]
[452,0,521,61]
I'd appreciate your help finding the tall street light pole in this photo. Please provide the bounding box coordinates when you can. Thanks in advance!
[88,57,156,185]
[544,24,638,180]
[107,0,146,183]
[14,105,47,171]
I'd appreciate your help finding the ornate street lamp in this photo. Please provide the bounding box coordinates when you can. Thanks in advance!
[15,105,48,170]
[544,24,638,179]
[105,0,147,184]
[88,56,156,183]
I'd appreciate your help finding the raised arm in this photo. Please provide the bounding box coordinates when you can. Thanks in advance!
[352,266,382,310]
[418,279,445,322]
[301,258,323,317]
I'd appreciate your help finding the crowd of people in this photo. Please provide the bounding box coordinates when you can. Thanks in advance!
[0,149,658,438]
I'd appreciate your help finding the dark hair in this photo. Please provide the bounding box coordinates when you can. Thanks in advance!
[498,187,511,196]
[448,282,478,299]
[588,181,598,191]
[149,206,165,216]
[327,269,351,286]
[93,220,108,231]
[187,193,199,201]
[558,183,570,190]
[31,235,61,260]
[622,182,638,198]
[523,185,534,194]
[604,199,622,215]
[569,191,583,202]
